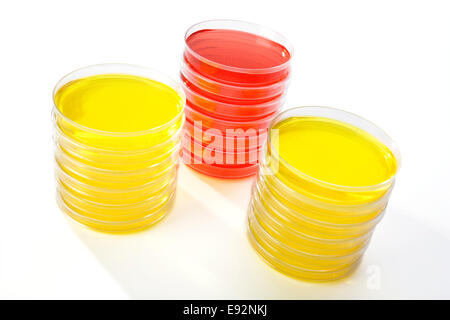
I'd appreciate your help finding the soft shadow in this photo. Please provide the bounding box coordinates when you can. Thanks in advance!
[68,168,450,298]
[69,188,230,299]
[182,164,256,208]
[68,186,364,299]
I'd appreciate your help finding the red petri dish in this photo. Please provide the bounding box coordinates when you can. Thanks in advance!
[181,60,290,101]
[184,162,259,179]
[182,132,263,154]
[183,120,267,153]
[182,137,261,165]
[181,148,259,179]
[181,77,284,121]
[184,20,293,86]
[184,103,276,133]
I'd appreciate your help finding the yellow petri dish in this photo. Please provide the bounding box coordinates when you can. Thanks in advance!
[248,212,366,271]
[265,107,400,208]
[54,144,178,189]
[57,190,176,233]
[54,121,181,172]
[258,163,388,226]
[53,65,185,150]
[57,179,177,221]
[247,215,364,281]
[248,106,400,281]
[55,164,178,206]
[250,184,374,254]
[52,64,185,232]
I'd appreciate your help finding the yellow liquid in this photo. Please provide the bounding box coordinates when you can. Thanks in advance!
[53,74,184,232]
[265,117,397,206]
[55,74,183,132]
[273,117,397,187]
[249,116,398,280]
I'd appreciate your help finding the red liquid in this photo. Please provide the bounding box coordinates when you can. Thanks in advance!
[182,136,261,163]
[184,103,275,132]
[181,27,291,178]
[184,162,259,179]
[183,128,265,152]
[182,146,259,179]
[185,29,291,85]
[180,66,289,101]
[182,77,283,120]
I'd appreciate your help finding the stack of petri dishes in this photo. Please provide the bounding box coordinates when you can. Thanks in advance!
[247,107,400,281]
[180,20,293,178]
[52,64,185,232]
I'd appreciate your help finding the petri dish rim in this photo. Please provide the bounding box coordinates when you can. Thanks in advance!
[253,176,387,230]
[181,78,287,112]
[250,191,376,246]
[258,158,394,213]
[53,119,182,159]
[185,102,276,127]
[266,106,402,192]
[247,212,369,261]
[52,63,186,137]
[56,190,175,227]
[54,159,178,193]
[180,59,292,92]
[184,19,293,74]
[246,221,363,280]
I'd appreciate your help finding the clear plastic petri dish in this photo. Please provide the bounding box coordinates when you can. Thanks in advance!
[259,158,392,224]
[55,164,178,206]
[247,220,363,281]
[57,178,176,220]
[184,19,293,86]
[52,64,185,231]
[248,212,367,271]
[54,132,181,181]
[57,189,176,233]
[181,135,262,166]
[181,77,285,120]
[254,174,386,239]
[182,151,259,179]
[180,61,290,101]
[55,151,178,190]
[183,119,267,153]
[246,106,401,280]
[264,106,401,207]
[182,131,264,154]
[250,186,375,252]
[53,64,186,151]
[258,162,390,226]
[184,103,277,133]
[53,116,182,171]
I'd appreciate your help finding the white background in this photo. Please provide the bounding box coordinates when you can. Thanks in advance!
[0,0,449,299]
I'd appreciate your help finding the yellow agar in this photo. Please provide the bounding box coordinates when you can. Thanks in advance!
[54,74,183,132]
[249,116,398,280]
[53,74,183,232]
[265,117,397,206]
[272,116,397,187]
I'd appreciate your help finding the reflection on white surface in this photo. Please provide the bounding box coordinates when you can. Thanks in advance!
[69,165,450,299]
